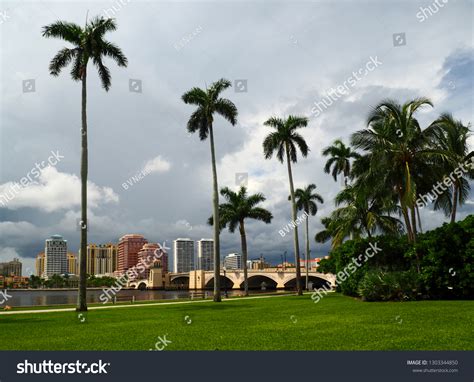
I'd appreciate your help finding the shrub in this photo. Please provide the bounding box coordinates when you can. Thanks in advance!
[358,270,421,301]
[322,215,474,301]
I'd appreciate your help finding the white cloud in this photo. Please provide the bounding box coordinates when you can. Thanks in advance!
[142,155,171,174]
[0,167,119,212]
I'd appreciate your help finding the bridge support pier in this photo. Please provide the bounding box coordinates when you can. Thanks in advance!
[189,270,205,290]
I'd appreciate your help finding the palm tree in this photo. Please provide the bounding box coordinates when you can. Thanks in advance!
[315,184,402,249]
[208,186,273,296]
[428,113,473,223]
[351,98,437,243]
[322,139,360,186]
[182,78,238,302]
[263,115,309,295]
[43,16,127,312]
[290,184,323,289]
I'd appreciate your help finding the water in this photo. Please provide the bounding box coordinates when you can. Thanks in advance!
[2,289,289,307]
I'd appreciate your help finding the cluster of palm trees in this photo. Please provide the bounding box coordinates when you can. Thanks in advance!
[318,98,473,251]
[43,16,471,310]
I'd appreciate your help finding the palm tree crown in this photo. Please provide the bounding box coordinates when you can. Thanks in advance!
[210,186,273,231]
[42,16,127,89]
[322,139,360,185]
[182,78,238,139]
[263,115,309,162]
[290,184,324,216]
[428,113,473,221]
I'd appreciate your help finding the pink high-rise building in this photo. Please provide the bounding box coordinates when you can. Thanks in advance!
[117,234,148,274]
[137,243,168,279]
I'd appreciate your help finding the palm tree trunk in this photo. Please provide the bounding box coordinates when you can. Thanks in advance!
[285,144,302,296]
[77,70,88,312]
[397,187,413,242]
[305,210,310,290]
[451,183,458,223]
[416,205,423,233]
[239,220,249,296]
[208,123,221,302]
[410,207,417,243]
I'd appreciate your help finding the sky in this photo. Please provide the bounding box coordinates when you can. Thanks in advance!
[0,0,473,274]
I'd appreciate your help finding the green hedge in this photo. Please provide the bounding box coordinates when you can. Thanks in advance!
[318,215,474,301]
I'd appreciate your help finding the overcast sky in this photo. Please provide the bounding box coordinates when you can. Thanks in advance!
[0,0,473,273]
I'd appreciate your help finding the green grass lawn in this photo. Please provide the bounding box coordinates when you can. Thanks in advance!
[0,294,472,350]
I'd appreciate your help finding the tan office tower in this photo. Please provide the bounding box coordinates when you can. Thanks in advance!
[35,252,45,277]
[67,253,78,275]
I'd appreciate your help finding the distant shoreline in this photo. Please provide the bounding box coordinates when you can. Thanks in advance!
[5,288,135,292]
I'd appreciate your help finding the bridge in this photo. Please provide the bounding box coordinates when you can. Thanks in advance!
[128,268,336,290]
[189,269,336,290]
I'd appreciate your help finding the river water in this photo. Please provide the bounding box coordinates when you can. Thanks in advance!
[3,289,289,307]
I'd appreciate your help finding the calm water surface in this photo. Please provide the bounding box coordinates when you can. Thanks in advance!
[4,289,289,307]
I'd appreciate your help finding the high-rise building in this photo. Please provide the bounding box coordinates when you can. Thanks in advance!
[0,258,22,276]
[197,239,214,271]
[35,252,45,277]
[224,253,242,270]
[117,235,147,274]
[67,253,78,275]
[173,238,194,273]
[44,235,68,277]
[137,243,168,279]
[81,243,118,276]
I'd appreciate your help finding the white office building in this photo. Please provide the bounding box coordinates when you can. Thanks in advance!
[44,234,68,277]
[224,253,242,270]
[197,239,214,271]
[173,238,194,273]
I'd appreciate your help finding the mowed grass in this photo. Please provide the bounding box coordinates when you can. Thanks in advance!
[0,294,472,350]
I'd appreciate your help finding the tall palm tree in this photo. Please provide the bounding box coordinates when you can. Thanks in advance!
[263,115,309,295]
[43,16,127,312]
[315,184,402,249]
[322,139,360,186]
[428,113,473,223]
[351,98,437,243]
[209,186,273,296]
[290,184,323,290]
[182,79,238,302]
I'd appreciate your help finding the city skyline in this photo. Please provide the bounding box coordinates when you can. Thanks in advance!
[0,1,472,277]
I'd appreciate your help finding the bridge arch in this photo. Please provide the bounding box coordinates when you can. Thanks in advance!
[137,281,147,290]
[205,276,234,290]
[243,275,278,290]
[170,276,189,289]
[284,275,331,290]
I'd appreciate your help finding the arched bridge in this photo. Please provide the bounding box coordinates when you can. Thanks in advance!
[128,269,336,290]
[189,269,336,290]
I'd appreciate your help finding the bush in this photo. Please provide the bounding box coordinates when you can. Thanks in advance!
[322,215,474,301]
[358,270,421,301]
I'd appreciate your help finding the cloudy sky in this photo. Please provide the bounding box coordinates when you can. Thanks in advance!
[0,0,473,273]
